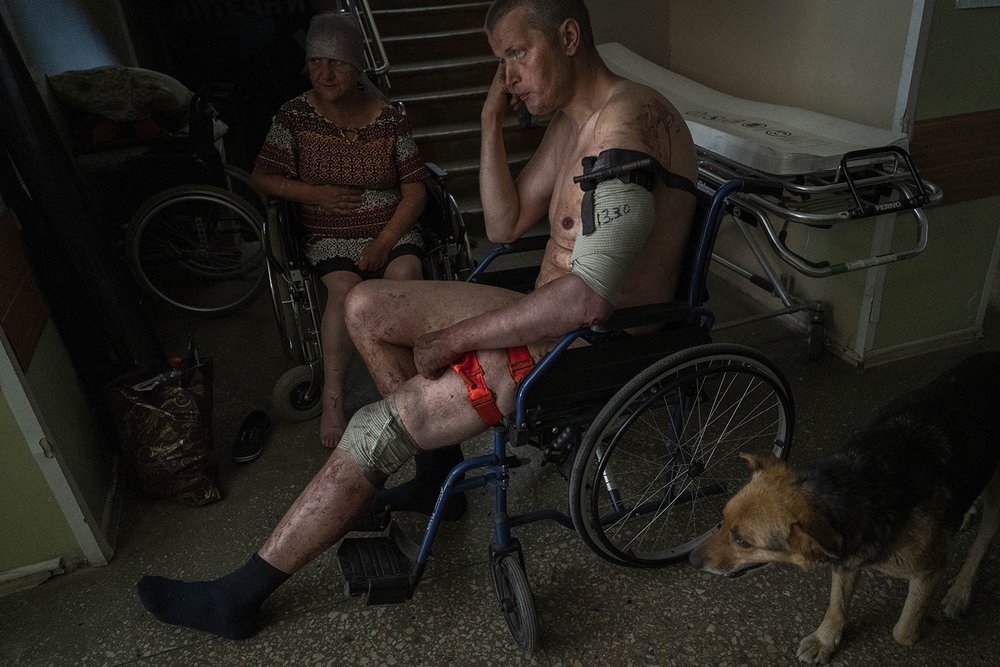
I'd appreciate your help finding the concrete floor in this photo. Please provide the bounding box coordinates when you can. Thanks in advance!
[2,271,999,667]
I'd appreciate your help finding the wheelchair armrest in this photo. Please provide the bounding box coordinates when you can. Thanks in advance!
[590,301,708,333]
[499,234,550,253]
[469,235,550,282]
[425,161,448,182]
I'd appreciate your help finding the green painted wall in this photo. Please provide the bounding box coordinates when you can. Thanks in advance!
[0,379,80,573]
[24,324,113,533]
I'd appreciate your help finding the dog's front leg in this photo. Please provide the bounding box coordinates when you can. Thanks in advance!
[797,566,858,664]
[893,571,942,645]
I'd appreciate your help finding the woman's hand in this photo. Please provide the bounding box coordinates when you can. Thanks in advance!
[355,236,391,272]
[314,185,363,214]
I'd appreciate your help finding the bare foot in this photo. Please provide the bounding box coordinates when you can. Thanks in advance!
[320,394,346,449]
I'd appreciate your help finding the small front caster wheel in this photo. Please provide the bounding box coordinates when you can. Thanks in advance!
[491,552,539,651]
[271,364,322,422]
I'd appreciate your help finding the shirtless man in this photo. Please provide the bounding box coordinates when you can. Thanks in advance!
[136,0,698,640]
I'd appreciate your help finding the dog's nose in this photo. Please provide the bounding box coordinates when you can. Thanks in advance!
[688,550,703,569]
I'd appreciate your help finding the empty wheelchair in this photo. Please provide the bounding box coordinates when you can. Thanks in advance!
[264,162,473,422]
[334,177,795,651]
[124,86,269,316]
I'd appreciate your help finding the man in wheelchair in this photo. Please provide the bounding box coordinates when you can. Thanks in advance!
[138,0,700,640]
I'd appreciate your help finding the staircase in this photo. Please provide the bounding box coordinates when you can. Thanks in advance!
[370,0,546,248]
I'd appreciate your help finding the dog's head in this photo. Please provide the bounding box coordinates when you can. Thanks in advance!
[689,453,843,577]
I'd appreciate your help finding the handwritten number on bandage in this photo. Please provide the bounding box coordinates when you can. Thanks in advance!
[596,203,631,226]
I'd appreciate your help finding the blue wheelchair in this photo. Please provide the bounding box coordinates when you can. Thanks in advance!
[330,176,796,651]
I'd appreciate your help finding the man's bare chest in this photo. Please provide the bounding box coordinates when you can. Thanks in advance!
[547,137,596,247]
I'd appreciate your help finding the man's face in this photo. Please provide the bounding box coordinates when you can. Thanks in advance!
[487,8,570,116]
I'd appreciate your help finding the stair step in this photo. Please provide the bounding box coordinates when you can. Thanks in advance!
[397,85,490,127]
[387,55,497,95]
[421,140,545,178]
[392,54,497,75]
[374,2,491,36]
[337,523,417,605]
[383,27,488,63]
[383,26,486,42]
[414,115,527,141]
[371,0,545,230]
[396,84,489,105]
[377,0,481,8]
[439,149,534,177]
[376,0,491,13]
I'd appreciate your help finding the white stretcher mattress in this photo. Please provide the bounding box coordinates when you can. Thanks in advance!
[598,43,908,176]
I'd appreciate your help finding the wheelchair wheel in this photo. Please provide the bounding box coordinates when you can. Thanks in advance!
[128,184,266,316]
[569,343,793,567]
[272,364,322,422]
[224,165,267,217]
[490,553,539,652]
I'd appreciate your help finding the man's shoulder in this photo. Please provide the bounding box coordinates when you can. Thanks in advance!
[601,80,679,125]
[591,80,692,158]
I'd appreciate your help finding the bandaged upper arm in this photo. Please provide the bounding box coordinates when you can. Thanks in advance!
[570,178,656,305]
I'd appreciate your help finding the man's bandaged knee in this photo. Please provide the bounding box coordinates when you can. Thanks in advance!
[571,178,656,305]
[338,395,418,476]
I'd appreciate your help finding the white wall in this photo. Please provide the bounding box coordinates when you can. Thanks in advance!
[3,0,133,77]
[590,0,917,130]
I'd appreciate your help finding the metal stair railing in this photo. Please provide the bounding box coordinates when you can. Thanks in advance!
[336,0,392,92]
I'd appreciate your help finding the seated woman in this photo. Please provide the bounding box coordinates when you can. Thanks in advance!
[252,12,427,448]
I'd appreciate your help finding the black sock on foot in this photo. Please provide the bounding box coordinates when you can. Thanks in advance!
[374,445,467,519]
[137,553,290,639]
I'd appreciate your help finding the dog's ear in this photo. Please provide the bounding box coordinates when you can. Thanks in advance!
[789,515,842,561]
[739,452,779,471]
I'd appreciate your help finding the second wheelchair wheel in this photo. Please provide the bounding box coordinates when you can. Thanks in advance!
[128,184,266,316]
[272,364,323,422]
[224,165,267,217]
[490,552,539,652]
[570,343,794,567]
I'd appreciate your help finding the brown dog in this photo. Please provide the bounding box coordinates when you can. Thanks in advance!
[689,352,1000,664]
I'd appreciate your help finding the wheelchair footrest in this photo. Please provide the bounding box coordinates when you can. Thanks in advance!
[337,522,415,605]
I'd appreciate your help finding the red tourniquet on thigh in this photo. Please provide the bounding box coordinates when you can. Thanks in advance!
[506,345,534,384]
[450,347,535,426]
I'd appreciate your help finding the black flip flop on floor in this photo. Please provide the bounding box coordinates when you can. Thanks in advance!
[232,410,271,463]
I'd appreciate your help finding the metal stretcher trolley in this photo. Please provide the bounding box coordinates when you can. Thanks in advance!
[599,43,942,359]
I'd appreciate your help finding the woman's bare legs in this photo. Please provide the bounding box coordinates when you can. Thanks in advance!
[318,254,421,448]
[319,271,363,448]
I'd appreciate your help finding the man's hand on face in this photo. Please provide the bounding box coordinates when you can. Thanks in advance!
[413,329,462,380]
[483,63,522,119]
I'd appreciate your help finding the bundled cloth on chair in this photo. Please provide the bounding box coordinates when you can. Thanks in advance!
[106,355,220,506]
[47,66,209,154]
